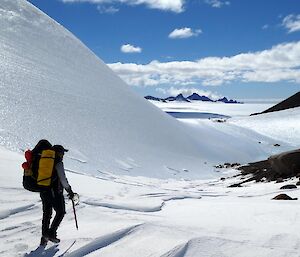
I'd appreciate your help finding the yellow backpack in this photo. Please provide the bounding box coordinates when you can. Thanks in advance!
[37,149,56,187]
[23,149,56,192]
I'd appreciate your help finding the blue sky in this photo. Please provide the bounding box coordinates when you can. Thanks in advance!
[28,0,300,100]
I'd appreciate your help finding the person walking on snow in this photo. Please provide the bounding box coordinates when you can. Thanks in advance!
[40,144,76,246]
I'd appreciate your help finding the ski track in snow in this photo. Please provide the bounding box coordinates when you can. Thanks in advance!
[0,204,36,220]
[67,156,87,164]
[161,242,188,257]
[65,224,141,257]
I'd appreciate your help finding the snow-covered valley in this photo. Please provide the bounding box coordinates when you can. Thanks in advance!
[1,123,300,257]
[2,101,300,256]
[1,0,300,256]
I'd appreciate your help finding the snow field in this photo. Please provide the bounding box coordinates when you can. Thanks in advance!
[229,107,300,147]
[1,146,300,257]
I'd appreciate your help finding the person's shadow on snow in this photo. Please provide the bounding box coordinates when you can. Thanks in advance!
[24,245,59,257]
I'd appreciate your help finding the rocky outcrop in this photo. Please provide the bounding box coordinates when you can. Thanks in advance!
[228,149,300,187]
[268,149,300,177]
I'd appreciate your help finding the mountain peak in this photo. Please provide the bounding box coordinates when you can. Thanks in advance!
[187,93,213,102]
[217,97,241,104]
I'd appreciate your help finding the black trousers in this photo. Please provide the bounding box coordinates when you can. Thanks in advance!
[40,190,66,236]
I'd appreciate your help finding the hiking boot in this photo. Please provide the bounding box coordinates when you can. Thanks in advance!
[40,236,48,246]
[46,230,60,243]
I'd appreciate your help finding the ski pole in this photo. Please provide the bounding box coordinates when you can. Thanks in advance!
[71,199,79,230]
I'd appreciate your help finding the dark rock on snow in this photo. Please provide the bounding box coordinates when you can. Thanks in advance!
[280,184,297,190]
[272,194,297,200]
[228,183,242,188]
[228,149,300,187]
[215,162,241,169]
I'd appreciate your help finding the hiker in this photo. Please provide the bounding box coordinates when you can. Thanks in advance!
[40,144,76,246]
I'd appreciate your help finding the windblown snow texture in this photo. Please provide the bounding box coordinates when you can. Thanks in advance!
[0,0,224,179]
[0,0,287,179]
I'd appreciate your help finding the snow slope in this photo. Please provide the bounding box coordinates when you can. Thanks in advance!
[0,0,286,179]
[229,107,300,147]
[0,0,228,179]
[151,101,298,163]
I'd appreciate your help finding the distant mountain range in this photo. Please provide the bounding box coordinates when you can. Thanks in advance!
[145,93,242,104]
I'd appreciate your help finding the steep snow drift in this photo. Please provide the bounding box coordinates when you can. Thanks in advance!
[0,0,233,178]
[0,0,286,179]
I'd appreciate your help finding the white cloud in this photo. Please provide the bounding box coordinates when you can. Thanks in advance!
[61,0,185,13]
[169,27,202,39]
[121,44,142,53]
[108,41,300,87]
[97,5,119,14]
[262,24,269,30]
[204,0,230,8]
[282,14,300,33]
[156,87,222,100]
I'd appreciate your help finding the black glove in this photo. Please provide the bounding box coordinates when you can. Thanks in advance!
[66,187,75,200]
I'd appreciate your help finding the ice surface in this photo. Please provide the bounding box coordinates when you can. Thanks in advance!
[152,101,277,117]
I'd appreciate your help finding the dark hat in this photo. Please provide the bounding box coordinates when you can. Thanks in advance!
[53,145,69,153]
[32,139,52,154]
[37,139,52,148]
